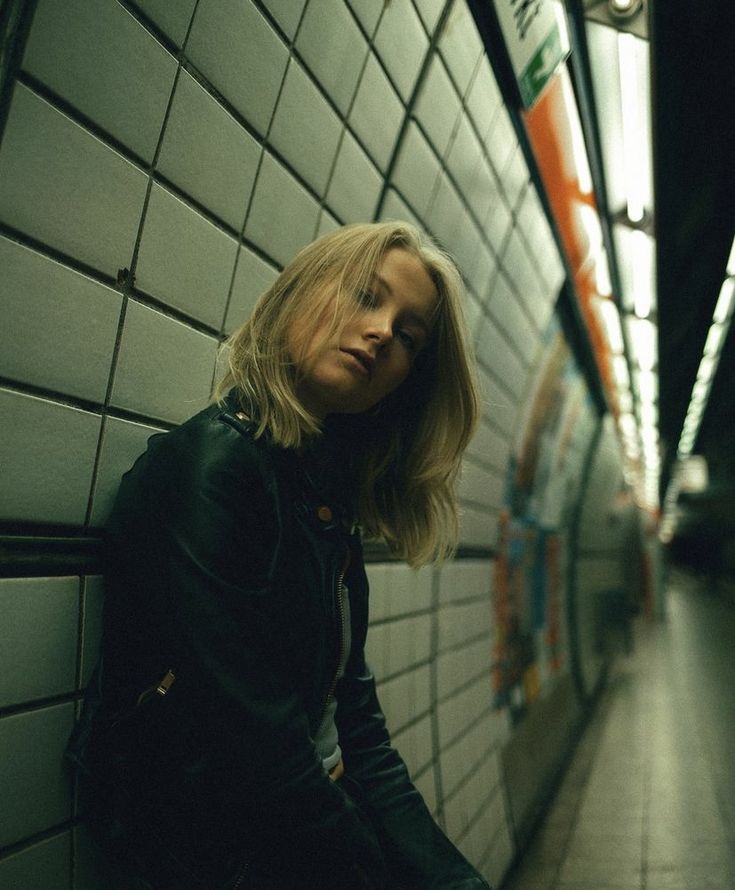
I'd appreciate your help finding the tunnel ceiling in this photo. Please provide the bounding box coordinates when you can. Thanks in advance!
[651,1,735,508]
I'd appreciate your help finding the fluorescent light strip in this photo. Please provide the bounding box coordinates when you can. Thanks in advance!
[713,277,734,324]
[618,33,645,223]
[631,230,654,318]
[561,68,593,195]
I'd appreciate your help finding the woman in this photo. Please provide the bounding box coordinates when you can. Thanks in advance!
[72,222,491,889]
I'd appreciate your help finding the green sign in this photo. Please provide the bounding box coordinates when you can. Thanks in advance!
[493,0,569,109]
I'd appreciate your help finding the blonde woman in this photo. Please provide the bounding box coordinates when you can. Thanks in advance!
[72,222,490,889]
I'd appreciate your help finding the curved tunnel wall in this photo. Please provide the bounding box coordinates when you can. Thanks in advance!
[0,0,632,886]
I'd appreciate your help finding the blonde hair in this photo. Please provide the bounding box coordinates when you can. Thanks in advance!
[215,222,479,566]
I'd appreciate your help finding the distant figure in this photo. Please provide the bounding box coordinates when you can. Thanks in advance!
[69,222,491,889]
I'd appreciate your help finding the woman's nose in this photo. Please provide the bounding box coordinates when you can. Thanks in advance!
[363,312,393,344]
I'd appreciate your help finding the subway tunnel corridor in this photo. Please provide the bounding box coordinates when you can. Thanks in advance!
[502,570,735,890]
[1,0,734,886]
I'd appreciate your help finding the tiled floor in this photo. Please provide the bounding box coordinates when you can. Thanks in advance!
[501,569,735,890]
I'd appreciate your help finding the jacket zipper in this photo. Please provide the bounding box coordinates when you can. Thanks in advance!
[232,861,249,888]
[318,549,350,727]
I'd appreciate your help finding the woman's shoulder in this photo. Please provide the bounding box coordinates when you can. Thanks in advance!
[160,393,270,468]
[116,394,282,517]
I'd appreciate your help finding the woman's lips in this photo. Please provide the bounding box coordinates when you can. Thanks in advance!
[341,348,374,379]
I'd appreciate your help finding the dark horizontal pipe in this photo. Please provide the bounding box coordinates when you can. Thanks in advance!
[0,533,104,577]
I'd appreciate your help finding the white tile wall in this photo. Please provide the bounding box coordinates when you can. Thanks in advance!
[478,163,514,252]
[484,812,515,889]
[326,130,383,224]
[0,832,71,889]
[438,3,484,98]
[157,70,261,231]
[415,0,445,34]
[110,300,216,423]
[437,677,493,750]
[467,420,511,475]
[134,0,197,47]
[245,151,321,265]
[296,1,367,116]
[89,416,165,527]
[392,713,434,776]
[485,103,518,181]
[438,600,493,654]
[502,144,531,210]
[466,56,503,138]
[459,503,500,550]
[0,237,121,402]
[349,53,403,173]
[414,55,461,159]
[0,703,75,847]
[390,121,442,219]
[467,243,499,302]
[488,271,542,366]
[186,0,288,137]
[438,559,493,603]
[225,246,280,334]
[135,183,238,327]
[376,664,432,736]
[379,188,421,228]
[426,172,465,254]
[374,1,428,102]
[268,58,343,195]
[262,0,307,41]
[0,578,79,708]
[0,389,101,525]
[346,0,383,36]
[476,318,528,402]
[446,114,483,210]
[414,763,438,816]
[0,84,147,277]
[459,457,504,513]
[23,0,177,164]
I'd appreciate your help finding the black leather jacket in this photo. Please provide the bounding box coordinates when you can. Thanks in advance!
[75,393,491,889]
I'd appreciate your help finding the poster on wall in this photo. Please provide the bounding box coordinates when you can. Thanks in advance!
[492,317,592,725]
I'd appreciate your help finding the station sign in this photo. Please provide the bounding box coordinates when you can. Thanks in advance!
[493,0,568,107]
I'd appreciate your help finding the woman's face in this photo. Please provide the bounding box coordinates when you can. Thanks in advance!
[290,248,438,420]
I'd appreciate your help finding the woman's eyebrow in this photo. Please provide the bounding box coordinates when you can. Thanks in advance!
[374,275,432,333]
[375,273,392,295]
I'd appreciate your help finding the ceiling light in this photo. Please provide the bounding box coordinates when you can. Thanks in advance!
[639,401,657,427]
[596,250,613,297]
[630,230,654,317]
[703,324,725,356]
[727,236,735,276]
[597,298,624,352]
[618,389,633,412]
[713,277,735,324]
[629,317,656,370]
[618,33,647,222]
[637,369,657,402]
[696,355,717,385]
[613,354,630,387]
[561,69,593,195]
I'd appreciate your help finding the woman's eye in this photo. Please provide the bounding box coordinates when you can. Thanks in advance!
[398,330,417,351]
[355,289,376,307]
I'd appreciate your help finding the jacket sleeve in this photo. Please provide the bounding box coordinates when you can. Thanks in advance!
[335,555,492,889]
[102,419,391,888]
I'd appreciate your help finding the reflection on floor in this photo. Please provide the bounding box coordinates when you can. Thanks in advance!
[501,570,735,890]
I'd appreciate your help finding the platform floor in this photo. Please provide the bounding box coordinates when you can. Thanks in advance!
[501,570,735,890]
